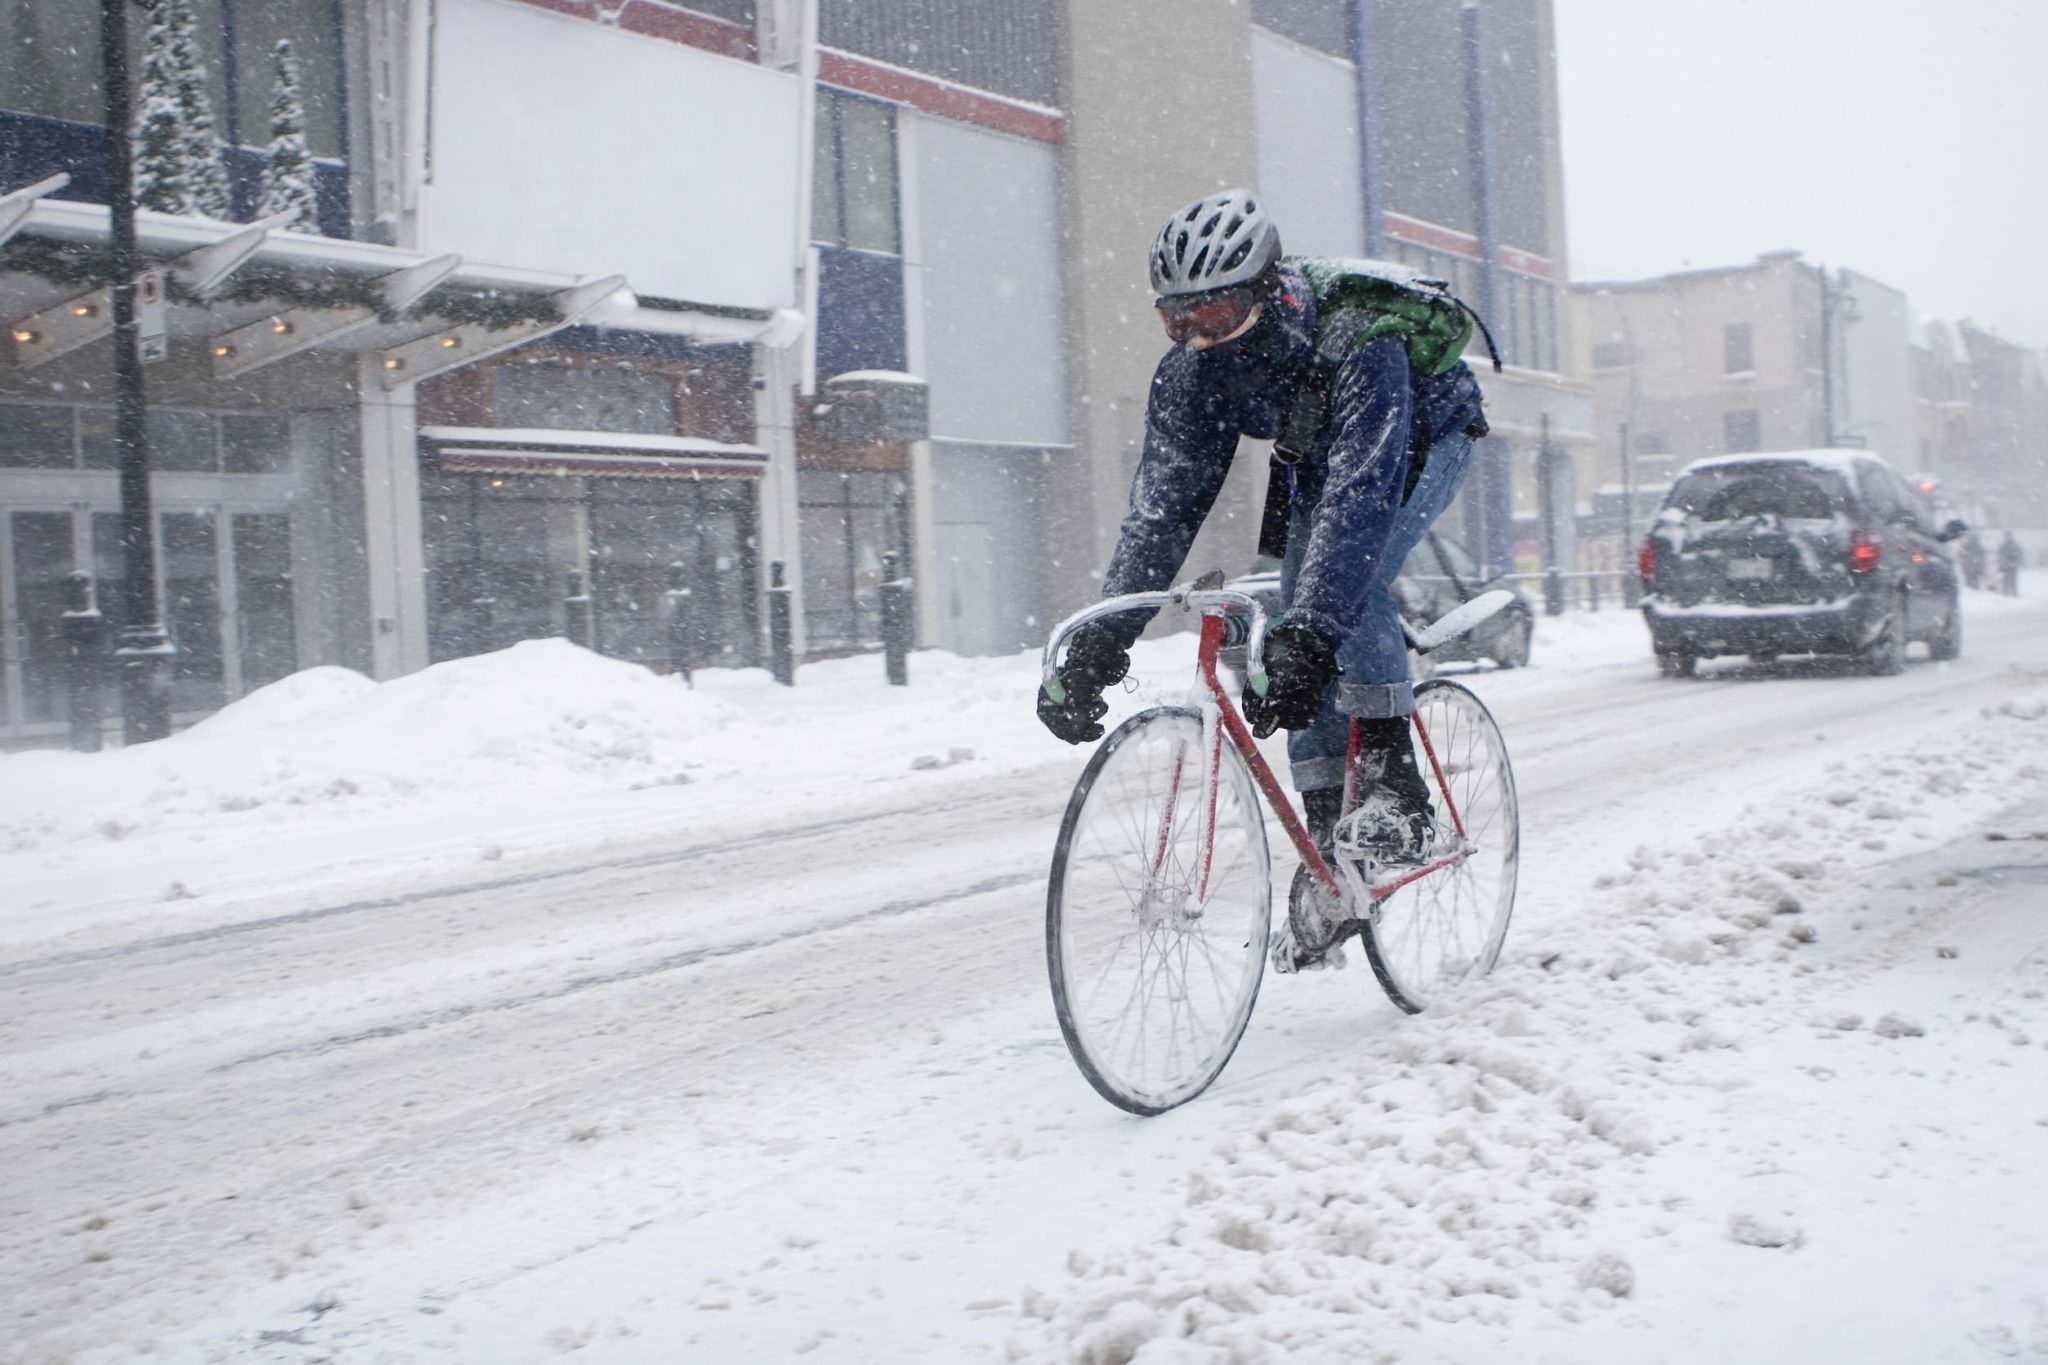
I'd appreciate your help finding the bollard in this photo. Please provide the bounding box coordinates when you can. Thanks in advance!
[1622,565,1643,609]
[1587,571,1603,612]
[879,551,911,686]
[663,561,694,687]
[61,570,106,753]
[1542,567,1565,617]
[767,559,795,686]
[564,570,594,650]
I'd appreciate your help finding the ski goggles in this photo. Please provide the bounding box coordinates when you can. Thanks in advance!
[1156,287,1258,345]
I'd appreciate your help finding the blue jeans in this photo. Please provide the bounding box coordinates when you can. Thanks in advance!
[1279,430,1475,793]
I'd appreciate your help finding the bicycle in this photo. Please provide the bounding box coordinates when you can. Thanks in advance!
[1041,574,1521,1115]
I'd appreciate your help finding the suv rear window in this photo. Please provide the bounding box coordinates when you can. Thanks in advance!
[1665,463,1850,521]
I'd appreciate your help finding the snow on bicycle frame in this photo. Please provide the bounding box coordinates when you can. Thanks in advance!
[1041,574,1504,908]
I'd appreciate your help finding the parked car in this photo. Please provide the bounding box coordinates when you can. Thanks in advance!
[1221,530,1536,679]
[1639,450,1967,677]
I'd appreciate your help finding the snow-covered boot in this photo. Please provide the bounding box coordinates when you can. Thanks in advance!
[1335,718,1437,869]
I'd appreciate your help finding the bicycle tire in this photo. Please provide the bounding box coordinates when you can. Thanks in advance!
[1046,706,1271,1115]
[1361,679,1519,1014]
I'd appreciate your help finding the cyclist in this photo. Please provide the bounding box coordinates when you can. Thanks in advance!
[1036,189,1489,966]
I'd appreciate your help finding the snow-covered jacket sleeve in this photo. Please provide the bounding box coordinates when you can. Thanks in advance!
[1092,348,1245,649]
[1286,335,1416,647]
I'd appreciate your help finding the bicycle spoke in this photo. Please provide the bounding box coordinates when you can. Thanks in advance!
[1050,707,1270,1113]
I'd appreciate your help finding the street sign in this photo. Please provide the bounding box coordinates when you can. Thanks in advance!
[135,268,167,363]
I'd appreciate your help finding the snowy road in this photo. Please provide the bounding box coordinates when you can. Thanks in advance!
[6,599,2048,1363]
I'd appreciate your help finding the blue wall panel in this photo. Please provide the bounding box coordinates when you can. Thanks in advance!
[0,110,351,240]
[814,245,906,378]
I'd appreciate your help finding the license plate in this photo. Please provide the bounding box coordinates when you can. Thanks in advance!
[1726,557,1775,581]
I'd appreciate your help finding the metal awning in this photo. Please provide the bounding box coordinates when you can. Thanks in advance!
[421,425,769,480]
[2,185,800,386]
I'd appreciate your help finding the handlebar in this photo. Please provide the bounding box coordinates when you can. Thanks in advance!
[1040,580,1272,703]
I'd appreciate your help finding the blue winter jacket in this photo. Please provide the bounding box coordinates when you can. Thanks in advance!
[1097,263,1487,649]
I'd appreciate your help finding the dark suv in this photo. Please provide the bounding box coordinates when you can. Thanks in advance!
[1640,450,1966,677]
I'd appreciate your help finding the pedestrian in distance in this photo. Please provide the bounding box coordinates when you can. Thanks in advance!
[1034,189,1496,970]
[1998,530,2024,597]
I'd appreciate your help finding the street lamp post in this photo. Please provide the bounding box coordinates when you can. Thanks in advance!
[99,0,177,743]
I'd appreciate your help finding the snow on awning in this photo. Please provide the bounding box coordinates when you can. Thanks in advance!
[2,196,792,383]
[420,426,769,480]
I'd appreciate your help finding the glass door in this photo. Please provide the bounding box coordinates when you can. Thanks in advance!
[232,513,296,692]
[3,510,82,730]
[161,511,226,714]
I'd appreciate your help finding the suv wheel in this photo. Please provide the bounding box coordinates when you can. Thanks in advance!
[1929,598,1962,661]
[1864,591,1909,676]
[1655,647,1696,679]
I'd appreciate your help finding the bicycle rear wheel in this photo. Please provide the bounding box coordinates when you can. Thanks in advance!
[1047,706,1271,1115]
[1361,679,1519,1014]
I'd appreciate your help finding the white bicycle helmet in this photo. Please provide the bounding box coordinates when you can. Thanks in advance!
[1149,189,1283,298]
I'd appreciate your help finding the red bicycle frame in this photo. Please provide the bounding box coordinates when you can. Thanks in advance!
[1174,609,1470,905]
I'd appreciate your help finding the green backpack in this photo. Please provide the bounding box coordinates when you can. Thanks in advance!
[1259,256,1500,557]
[1290,255,1494,379]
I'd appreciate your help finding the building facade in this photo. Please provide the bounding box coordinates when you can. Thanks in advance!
[1571,251,1922,514]
[3,0,1581,745]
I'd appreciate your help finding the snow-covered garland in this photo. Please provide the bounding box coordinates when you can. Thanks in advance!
[0,237,565,332]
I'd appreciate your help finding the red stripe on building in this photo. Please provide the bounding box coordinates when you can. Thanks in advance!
[619,0,756,60]
[817,52,1063,144]
[1383,212,1553,281]
[499,0,1062,144]
[508,0,596,18]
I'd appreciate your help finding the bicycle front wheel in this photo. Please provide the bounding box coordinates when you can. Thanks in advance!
[1047,707,1271,1115]
[1362,678,1520,1014]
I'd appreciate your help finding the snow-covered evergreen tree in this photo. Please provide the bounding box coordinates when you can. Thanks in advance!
[259,39,318,233]
[171,0,232,219]
[131,0,190,215]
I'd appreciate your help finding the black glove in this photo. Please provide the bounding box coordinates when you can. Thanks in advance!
[1037,626,1130,744]
[1243,618,1339,738]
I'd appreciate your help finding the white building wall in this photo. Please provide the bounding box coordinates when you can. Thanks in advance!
[908,116,1069,445]
[424,0,801,311]
[1839,269,1914,467]
[1249,28,1365,259]
[905,112,1067,654]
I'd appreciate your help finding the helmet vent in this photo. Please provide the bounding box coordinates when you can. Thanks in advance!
[1149,188,1277,297]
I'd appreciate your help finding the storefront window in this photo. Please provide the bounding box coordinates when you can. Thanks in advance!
[148,410,220,472]
[233,513,296,690]
[1,0,104,125]
[422,468,760,669]
[9,511,76,724]
[493,364,679,435]
[0,404,75,468]
[233,0,344,157]
[222,415,291,473]
[162,510,225,713]
[798,468,909,652]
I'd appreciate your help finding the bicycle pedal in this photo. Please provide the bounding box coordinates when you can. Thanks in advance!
[1269,927,1349,975]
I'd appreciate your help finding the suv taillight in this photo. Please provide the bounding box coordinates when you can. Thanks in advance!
[1638,538,1656,581]
[1850,530,1881,573]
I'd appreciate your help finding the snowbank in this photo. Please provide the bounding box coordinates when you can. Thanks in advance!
[0,640,744,854]
[1011,693,2048,1363]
